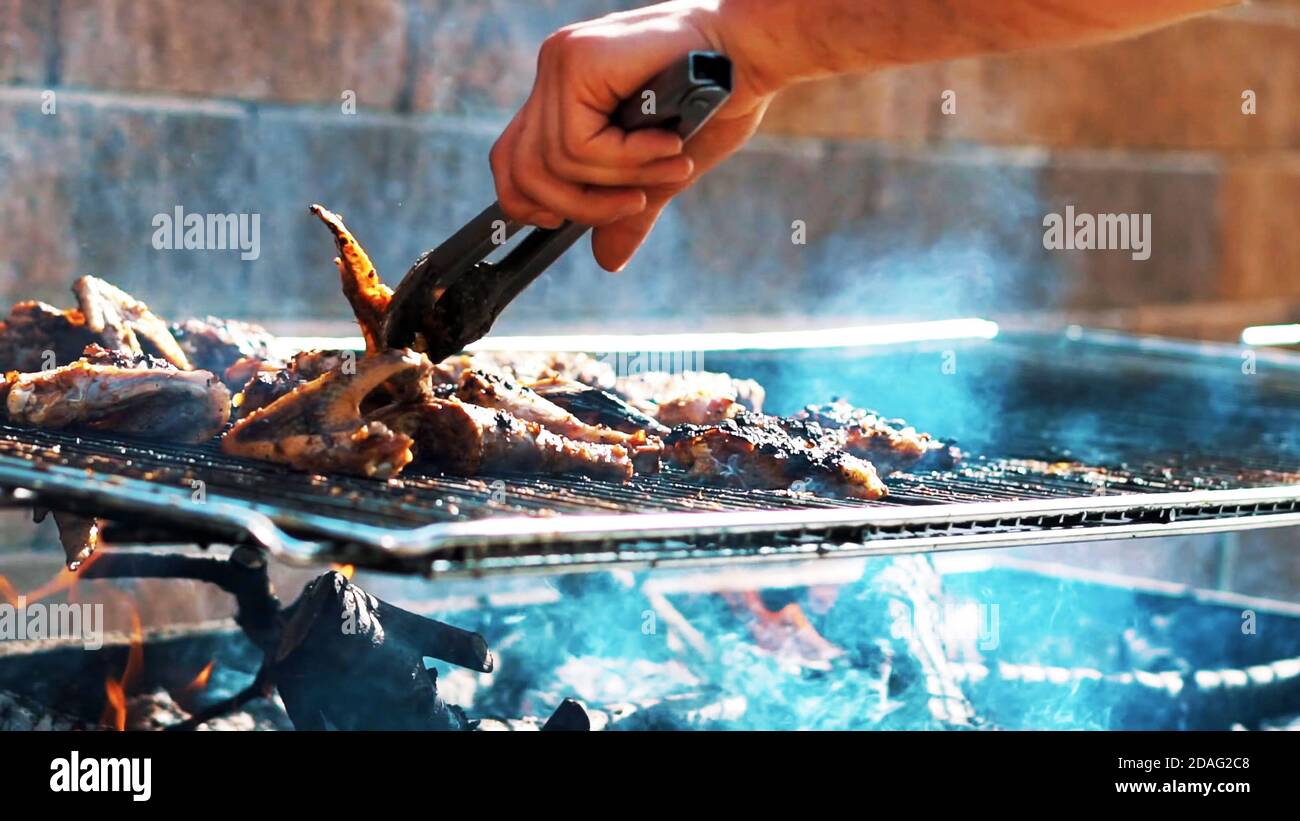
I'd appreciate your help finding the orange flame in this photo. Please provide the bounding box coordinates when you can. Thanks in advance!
[101,607,144,731]
[185,660,215,692]
[332,563,356,580]
[22,549,103,605]
[0,575,17,607]
[728,591,842,663]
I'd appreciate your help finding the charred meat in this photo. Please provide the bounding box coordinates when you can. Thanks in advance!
[527,375,669,436]
[795,401,961,472]
[222,348,422,479]
[170,316,277,378]
[3,352,230,443]
[665,411,887,500]
[0,276,189,372]
[616,370,765,424]
[433,351,616,390]
[311,205,391,354]
[371,397,634,483]
[452,369,660,472]
[230,349,354,419]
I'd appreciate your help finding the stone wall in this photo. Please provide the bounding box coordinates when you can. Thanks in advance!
[0,0,1296,337]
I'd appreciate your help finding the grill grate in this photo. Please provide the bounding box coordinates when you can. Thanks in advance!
[0,331,1297,576]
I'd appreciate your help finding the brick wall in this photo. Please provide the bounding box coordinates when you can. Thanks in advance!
[1,0,1296,337]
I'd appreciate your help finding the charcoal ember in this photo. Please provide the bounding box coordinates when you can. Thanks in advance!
[125,688,189,731]
[816,556,976,728]
[269,571,476,731]
[0,689,99,731]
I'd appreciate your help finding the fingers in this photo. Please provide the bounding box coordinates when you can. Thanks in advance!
[491,107,563,228]
[591,197,671,272]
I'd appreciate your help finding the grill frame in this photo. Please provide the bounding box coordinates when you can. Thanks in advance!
[1,451,1298,576]
[0,328,1297,577]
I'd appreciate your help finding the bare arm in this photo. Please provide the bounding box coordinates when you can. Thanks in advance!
[491,0,1237,271]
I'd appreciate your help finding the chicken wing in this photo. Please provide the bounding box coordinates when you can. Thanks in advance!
[310,205,391,354]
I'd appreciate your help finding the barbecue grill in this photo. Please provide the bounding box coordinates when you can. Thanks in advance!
[0,326,1296,577]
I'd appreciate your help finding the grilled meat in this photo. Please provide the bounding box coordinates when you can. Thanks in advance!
[230,349,353,419]
[655,393,743,427]
[311,205,391,354]
[0,301,100,373]
[616,370,765,422]
[222,348,423,479]
[72,276,191,369]
[433,351,616,389]
[527,375,669,436]
[665,411,887,500]
[0,276,189,372]
[3,354,230,443]
[795,401,961,472]
[371,397,634,482]
[452,369,661,472]
[169,316,276,378]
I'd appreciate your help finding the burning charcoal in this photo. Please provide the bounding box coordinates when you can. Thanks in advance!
[270,571,490,731]
[0,689,98,731]
[816,556,976,728]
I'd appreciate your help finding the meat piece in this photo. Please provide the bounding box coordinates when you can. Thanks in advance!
[452,369,661,472]
[4,356,230,443]
[311,205,391,354]
[527,375,669,436]
[71,276,190,369]
[169,316,277,377]
[0,276,189,373]
[655,394,742,427]
[222,348,423,479]
[615,370,765,421]
[223,356,271,395]
[433,351,616,390]
[795,401,961,472]
[230,349,353,419]
[371,397,633,483]
[665,412,887,500]
[0,301,100,373]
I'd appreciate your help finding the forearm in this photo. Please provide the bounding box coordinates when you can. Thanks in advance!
[715,0,1238,94]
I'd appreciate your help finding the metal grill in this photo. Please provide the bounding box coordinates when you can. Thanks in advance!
[0,330,1297,576]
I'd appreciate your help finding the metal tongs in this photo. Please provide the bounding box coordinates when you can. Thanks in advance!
[382,52,733,358]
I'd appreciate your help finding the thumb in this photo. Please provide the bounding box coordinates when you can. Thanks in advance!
[591,200,669,272]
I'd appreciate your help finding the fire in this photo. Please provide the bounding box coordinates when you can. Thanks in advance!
[22,549,103,605]
[101,607,144,731]
[727,591,843,663]
[332,563,356,580]
[0,575,17,607]
[185,660,215,692]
